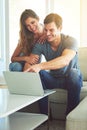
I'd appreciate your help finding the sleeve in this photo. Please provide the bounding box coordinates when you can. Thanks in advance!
[64,36,78,52]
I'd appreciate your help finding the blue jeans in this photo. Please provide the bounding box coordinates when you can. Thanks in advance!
[39,68,83,115]
[9,52,25,71]
[9,62,25,71]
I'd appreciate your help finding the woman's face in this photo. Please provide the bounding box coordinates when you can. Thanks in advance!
[25,17,39,34]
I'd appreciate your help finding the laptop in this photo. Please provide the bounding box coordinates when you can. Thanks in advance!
[3,71,45,96]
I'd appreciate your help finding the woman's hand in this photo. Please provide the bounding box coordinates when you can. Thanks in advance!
[37,33,47,44]
[25,54,39,65]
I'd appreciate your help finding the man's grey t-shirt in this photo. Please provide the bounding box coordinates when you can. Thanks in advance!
[32,34,79,77]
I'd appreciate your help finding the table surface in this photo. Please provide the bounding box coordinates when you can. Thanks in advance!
[0,112,48,130]
[0,88,55,118]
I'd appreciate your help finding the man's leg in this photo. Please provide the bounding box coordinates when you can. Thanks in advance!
[66,68,83,115]
[39,70,65,89]
[39,70,65,114]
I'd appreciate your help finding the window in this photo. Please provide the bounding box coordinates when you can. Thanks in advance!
[0,0,9,84]
[0,0,5,79]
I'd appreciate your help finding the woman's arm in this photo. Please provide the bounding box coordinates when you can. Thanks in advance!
[11,43,27,62]
[11,43,39,65]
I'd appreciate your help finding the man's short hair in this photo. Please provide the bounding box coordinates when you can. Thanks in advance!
[44,13,62,28]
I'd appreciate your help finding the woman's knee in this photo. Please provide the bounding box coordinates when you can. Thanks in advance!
[9,62,23,71]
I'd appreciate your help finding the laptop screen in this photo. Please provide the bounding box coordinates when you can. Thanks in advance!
[3,71,44,96]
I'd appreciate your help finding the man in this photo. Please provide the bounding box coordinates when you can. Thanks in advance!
[26,13,83,115]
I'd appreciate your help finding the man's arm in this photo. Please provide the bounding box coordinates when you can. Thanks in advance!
[25,49,76,72]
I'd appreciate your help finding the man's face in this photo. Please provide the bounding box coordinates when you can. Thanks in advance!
[44,22,61,42]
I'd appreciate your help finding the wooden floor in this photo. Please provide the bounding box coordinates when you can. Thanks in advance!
[0,85,7,88]
[35,119,65,130]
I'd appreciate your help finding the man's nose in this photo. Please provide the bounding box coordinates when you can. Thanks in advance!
[46,31,50,35]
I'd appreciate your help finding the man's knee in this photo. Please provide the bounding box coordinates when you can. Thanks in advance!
[67,68,82,81]
[66,68,83,88]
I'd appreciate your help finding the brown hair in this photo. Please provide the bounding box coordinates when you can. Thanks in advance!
[19,9,39,55]
[44,13,62,28]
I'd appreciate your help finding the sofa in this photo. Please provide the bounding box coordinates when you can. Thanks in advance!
[66,96,87,130]
[19,47,87,129]
[49,47,87,120]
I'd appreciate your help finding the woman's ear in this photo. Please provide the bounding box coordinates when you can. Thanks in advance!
[60,25,62,31]
[38,17,39,21]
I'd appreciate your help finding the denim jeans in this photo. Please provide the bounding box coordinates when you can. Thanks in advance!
[9,52,25,71]
[9,62,25,71]
[39,68,83,115]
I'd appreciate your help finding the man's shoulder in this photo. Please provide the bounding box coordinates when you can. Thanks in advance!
[61,33,78,51]
[61,33,77,42]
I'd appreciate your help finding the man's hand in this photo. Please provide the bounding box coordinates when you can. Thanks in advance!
[23,63,31,71]
[25,64,41,73]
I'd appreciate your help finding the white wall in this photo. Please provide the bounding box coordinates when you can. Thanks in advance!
[80,0,87,46]
[9,0,47,58]
[53,0,80,45]
[9,0,80,58]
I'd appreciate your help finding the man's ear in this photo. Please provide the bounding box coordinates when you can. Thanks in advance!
[59,25,62,31]
[57,25,62,31]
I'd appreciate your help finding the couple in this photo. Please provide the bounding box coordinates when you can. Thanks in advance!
[9,9,83,115]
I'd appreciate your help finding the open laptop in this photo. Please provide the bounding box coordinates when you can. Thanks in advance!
[3,71,45,96]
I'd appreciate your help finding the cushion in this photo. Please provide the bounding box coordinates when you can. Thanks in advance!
[49,82,87,103]
[66,96,87,130]
[78,47,87,81]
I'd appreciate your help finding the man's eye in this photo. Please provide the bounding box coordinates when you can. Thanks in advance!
[44,29,47,32]
[31,21,35,24]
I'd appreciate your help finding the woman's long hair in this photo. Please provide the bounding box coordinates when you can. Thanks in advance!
[19,9,39,55]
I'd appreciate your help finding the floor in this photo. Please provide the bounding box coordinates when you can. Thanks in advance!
[35,119,65,130]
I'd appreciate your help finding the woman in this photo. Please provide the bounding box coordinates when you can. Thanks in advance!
[9,9,46,71]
